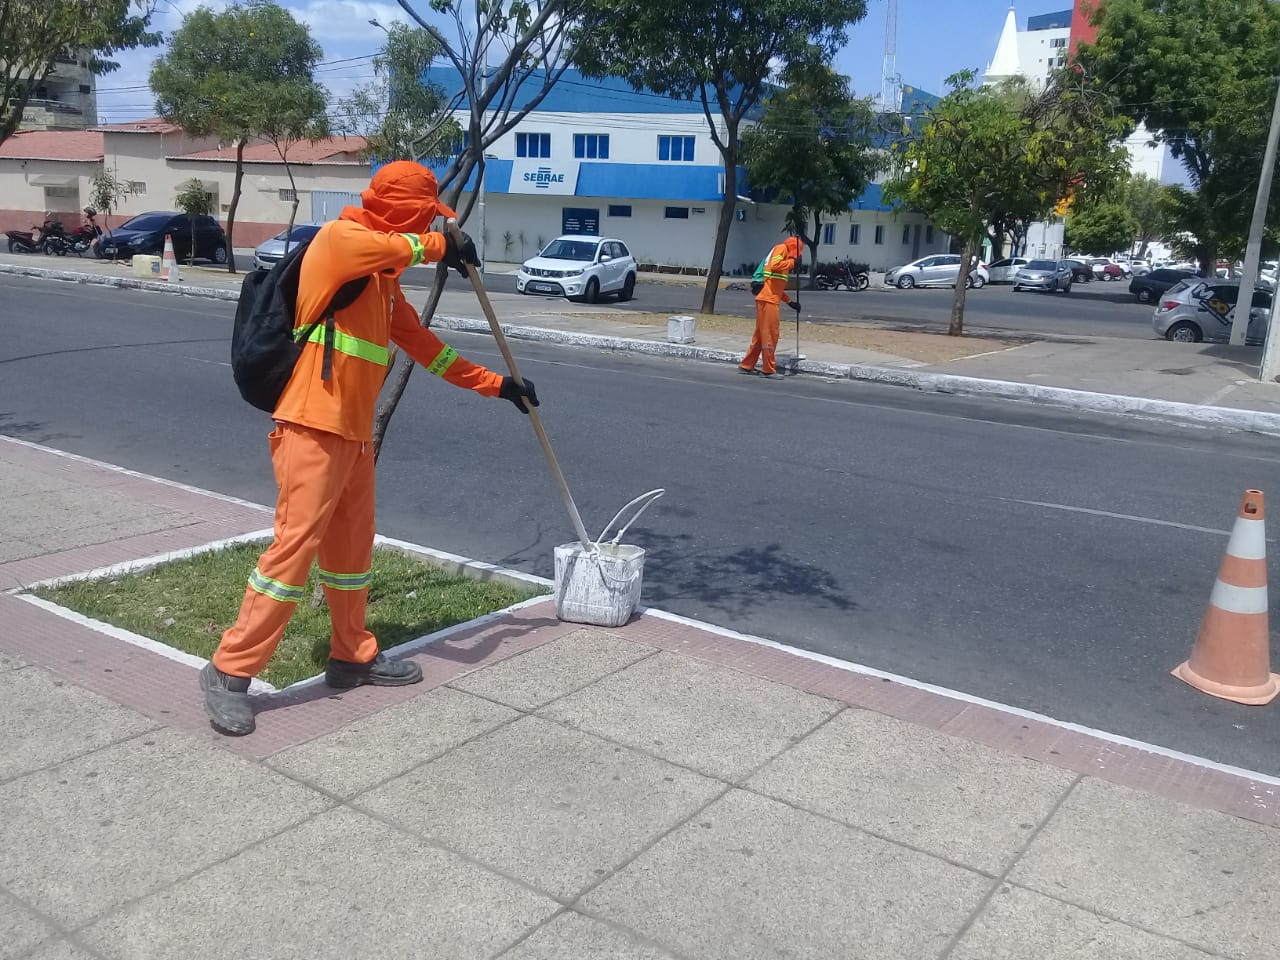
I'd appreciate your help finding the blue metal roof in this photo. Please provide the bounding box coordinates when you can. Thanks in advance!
[423,66,709,115]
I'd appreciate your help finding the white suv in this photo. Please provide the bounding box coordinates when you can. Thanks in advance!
[517,235,638,302]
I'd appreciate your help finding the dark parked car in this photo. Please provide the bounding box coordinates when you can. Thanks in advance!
[98,211,228,264]
[1061,258,1094,283]
[1129,267,1199,304]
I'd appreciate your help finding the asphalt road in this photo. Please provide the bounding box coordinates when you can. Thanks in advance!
[3,274,1278,773]
[402,268,1161,341]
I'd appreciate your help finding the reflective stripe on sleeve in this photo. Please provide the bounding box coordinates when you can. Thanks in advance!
[426,345,459,377]
[401,233,427,267]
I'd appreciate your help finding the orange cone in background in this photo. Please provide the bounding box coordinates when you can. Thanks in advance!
[1173,489,1278,705]
[162,233,179,284]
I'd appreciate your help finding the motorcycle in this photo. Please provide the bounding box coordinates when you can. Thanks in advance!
[814,260,870,291]
[5,228,41,254]
[66,223,101,256]
[39,220,71,256]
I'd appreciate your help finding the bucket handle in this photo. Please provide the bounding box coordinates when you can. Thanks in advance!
[595,488,665,547]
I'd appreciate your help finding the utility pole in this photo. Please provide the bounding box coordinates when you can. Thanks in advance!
[1232,74,1280,346]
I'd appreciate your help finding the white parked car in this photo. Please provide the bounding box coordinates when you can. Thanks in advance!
[986,257,1029,283]
[516,235,638,303]
[884,254,989,289]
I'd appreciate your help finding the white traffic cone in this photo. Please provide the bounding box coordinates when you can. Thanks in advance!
[162,234,179,284]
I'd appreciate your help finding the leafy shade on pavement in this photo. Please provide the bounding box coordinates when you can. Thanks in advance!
[584,311,1026,364]
[34,544,544,688]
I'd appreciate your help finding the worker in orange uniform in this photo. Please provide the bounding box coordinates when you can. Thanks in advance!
[739,236,803,379]
[200,160,539,736]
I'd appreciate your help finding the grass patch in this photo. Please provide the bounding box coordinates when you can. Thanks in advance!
[33,542,546,688]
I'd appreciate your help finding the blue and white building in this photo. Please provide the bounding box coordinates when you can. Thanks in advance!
[427,68,950,272]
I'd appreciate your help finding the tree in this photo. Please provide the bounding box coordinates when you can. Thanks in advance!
[88,166,129,233]
[174,177,213,265]
[150,1,326,274]
[884,70,1127,336]
[0,0,159,146]
[575,0,868,314]
[333,22,459,164]
[368,0,596,460]
[742,60,879,286]
[1124,174,1165,258]
[1066,200,1139,255]
[1075,0,1280,275]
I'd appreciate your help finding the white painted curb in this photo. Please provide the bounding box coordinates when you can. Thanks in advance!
[433,315,1280,438]
[8,260,1278,437]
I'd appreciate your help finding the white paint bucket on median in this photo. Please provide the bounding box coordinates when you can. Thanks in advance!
[554,489,665,627]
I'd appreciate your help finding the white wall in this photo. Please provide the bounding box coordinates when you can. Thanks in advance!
[1016,27,1071,89]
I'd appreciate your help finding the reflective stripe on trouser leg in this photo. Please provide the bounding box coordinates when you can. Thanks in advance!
[213,423,364,678]
[317,437,378,665]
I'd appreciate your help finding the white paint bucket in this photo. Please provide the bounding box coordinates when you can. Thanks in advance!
[667,315,696,344]
[553,489,665,627]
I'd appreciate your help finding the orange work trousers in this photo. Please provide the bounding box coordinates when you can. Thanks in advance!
[212,421,379,678]
[740,299,781,375]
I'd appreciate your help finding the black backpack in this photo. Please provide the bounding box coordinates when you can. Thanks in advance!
[231,238,370,412]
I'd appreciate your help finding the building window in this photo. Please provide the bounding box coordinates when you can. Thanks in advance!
[926,225,934,243]
[664,206,690,219]
[278,189,297,202]
[850,223,861,244]
[128,181,146,196]
[874,225,885,244]
[821,223,834,245]
[516,132,551,158]
[574,133,610,159]
[1050,37,1067,48]
[902,224,911,244]
[658,135,695,162]
[608,204,632,217]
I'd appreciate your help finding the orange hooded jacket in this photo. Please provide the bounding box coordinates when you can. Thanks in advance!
[272,162,503,442]
[755,236,803,305]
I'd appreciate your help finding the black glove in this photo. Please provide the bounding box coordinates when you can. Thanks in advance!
[788,301,801,313]
[499,376,539,415]
[442,230,480,276]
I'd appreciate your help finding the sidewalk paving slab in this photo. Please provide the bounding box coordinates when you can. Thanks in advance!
[6,438,1280,958]
[79,807,559,960]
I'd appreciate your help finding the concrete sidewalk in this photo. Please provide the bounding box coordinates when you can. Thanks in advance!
[3,436,1280,959]
[6,248,1280,436]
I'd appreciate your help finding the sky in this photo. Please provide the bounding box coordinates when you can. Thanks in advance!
[96,0,1076,124]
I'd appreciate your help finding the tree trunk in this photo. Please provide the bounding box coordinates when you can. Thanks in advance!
[1137,238,1150,258]
[283,158,299,257]
[806,225,820,289]
[949,236,977,337]
[225,138,246,273]
[700,142,738,315]
[1198,240,1218,278]
[987,227,1005,262]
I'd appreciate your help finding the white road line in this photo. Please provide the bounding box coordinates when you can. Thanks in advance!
[997,498,1234,536]
[642,606,1280,791]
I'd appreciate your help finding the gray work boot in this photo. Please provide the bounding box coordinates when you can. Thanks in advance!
[325,652,423,689]
[200,662,254,736]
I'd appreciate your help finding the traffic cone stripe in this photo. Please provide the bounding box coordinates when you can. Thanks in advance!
[1172,488,1278,705]
[1208,580,1269,615]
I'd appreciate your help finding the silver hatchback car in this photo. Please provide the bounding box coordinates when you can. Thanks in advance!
[1153,279,1272,343]
[1012,259,1073,293]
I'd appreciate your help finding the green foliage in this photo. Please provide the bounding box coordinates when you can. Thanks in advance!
[151,2,326,271]
[884,70,1128,334]
[0,0,160,145]
[573,0,869,312]
[1123,173,1165,256]
[742,60,880,279]
[1066,201,1139,255]
[88,166,130,227]
[1075,0,1280,271]
[333,23,459,162]
[150,2,325,142]
[174,178,213,217]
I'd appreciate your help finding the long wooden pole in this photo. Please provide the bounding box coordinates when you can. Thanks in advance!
[445,219,594,552]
